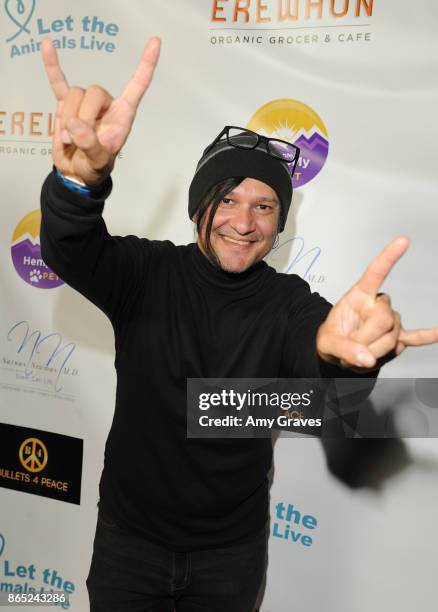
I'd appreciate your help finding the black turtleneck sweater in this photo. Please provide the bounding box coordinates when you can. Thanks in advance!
[40,170,372,551]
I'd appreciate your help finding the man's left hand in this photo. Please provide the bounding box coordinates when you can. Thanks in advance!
[316,236,438,373]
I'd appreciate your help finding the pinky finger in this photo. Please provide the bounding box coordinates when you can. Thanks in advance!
[399,327,438,347]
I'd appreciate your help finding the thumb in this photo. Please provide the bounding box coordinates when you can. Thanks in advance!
[65,118,109,164]
[317,331,376,369]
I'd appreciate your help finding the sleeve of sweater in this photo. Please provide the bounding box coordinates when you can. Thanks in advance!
[281,275,380,383]
[40,169,153,325]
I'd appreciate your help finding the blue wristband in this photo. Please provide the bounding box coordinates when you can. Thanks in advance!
[55,169,92,196]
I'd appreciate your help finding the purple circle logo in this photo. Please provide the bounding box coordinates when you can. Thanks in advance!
[11,209,63,289]
[247,99,329,188]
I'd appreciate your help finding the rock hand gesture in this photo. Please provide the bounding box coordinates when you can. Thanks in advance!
[41,36,161,186]
[316,237,438,372]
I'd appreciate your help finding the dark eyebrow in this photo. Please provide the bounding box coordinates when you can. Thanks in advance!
[225,191,279,205]
[257,197,279,204]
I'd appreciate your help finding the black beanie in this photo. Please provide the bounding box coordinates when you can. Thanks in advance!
[188,131,293,232]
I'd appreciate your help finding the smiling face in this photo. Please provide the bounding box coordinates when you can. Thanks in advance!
[197,177,281,273]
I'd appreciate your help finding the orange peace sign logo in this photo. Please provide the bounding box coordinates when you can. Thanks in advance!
[19,437,48,473]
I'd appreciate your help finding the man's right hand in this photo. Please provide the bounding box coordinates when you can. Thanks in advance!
[41,36,161,187]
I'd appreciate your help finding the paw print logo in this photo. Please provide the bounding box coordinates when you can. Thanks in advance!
[29,269,42,283]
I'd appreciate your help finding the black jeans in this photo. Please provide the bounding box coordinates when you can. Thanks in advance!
[86,509,268,611]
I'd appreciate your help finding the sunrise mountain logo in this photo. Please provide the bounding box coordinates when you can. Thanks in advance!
[247,99,329,187]
[10,210,63,289]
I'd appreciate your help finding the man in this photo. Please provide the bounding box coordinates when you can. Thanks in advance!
[39,37,437,612]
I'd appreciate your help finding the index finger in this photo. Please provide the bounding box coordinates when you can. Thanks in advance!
[41,37,69,101]
[356,236,410,296]
[121,37,161,108]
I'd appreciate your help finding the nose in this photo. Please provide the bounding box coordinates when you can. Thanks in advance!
[229,205,256,235]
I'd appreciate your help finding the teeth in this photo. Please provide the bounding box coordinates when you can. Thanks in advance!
[222,236,252,245]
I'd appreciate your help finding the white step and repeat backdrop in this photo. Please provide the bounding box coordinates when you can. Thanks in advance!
[1,1,438,610]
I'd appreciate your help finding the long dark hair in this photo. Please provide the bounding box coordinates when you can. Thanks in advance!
[195,177,244,266]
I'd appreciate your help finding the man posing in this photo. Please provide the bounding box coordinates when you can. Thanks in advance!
[39,37,437,612]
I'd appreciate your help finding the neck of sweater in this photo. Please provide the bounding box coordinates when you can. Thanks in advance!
[189,242,271,297]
